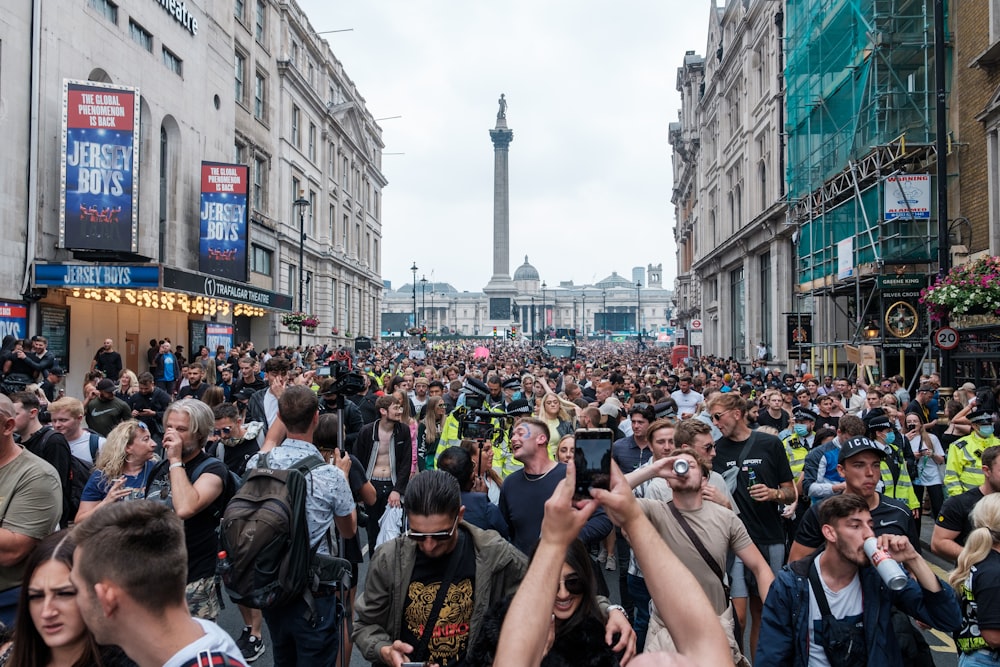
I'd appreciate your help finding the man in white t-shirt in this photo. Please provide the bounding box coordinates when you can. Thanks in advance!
[48,396,105,465]
[669,375,704,420]
[72,501,247,667]
[757,493,961,666]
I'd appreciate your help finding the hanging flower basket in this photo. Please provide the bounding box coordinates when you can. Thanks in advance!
[331,327,340,336]
[281,312,320,330]
[920,256,1000,322]
[345,331,354,339]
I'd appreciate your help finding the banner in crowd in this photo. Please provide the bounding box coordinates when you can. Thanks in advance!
[205,323,234,353]
[199,162,249,282]
[60,80,140,253]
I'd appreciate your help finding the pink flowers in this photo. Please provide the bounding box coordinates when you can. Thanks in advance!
[920,256,1000,321]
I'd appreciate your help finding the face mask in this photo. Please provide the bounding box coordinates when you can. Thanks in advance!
[981,425,995,438]
[884,431,895,445]
[794,424,809,437]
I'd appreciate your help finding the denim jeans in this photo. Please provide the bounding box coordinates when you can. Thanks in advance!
[626,574,652,652]
[960,649,1000,666]
[262,592,342,667]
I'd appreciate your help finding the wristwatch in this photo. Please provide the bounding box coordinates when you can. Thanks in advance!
[607,604,627,616]
[169,461,185,470]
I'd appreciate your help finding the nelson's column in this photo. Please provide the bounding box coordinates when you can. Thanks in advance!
[483,94,518,329]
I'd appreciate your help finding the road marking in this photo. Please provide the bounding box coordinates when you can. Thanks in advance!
[924,559,957,652]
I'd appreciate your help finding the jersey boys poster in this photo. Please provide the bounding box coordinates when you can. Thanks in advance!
[199,162,249,282]
[60,80,140,253]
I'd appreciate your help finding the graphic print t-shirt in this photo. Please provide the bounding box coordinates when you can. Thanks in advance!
[399,531,476,666]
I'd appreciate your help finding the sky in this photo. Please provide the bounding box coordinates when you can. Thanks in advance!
[298,1,712,293]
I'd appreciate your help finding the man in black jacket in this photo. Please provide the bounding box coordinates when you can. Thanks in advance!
[128,372,172,443]
[353,394,412,556]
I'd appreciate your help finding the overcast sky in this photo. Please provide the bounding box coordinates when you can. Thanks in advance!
[298,1,711,293]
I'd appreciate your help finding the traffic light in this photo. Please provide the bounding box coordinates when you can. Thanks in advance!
[492,326,497,338]
[509,326,517,340]
[420,325,427,343]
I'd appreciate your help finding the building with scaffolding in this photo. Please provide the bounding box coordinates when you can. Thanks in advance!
[785,0,949,383]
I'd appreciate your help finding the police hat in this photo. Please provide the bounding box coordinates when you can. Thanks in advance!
[464,377,490,399]
[793,407,817,422]
[507,399,532,415]
[863,408,893,432]
[653,400,677,420]
[501,377,521,391]
[970,409,995,425]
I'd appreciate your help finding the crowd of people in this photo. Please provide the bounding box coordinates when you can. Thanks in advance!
[0,333,999,666]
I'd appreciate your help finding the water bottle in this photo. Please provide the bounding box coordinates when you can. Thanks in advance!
[746,467,757,490]
[216,550,231,581]
[673,459,690,475]
[863,537,908,591]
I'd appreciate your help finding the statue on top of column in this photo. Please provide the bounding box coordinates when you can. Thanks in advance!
[497,94,507,120]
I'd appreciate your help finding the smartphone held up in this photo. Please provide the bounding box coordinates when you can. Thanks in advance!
[573,428,614,499]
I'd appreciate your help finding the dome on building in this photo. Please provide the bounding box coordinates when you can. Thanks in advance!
[595,271,636,290]
[513,255,540,281]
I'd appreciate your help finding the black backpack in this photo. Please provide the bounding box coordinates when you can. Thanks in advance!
[218,452,326,609]
[36,427,92,525]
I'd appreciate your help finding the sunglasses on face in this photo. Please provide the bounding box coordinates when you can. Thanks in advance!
[406,516,459,543]
[711,412,727,422]
[212,427,233,437]
[559,575,584,596]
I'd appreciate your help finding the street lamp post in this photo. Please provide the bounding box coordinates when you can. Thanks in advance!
[581,292,587,340]
[602,289,608,339]
[293,193,311,347]
[410,262,418,330]
[420,275,428,327]
[541,281,547,340]
[530,296,535,340]
[636,280,643,351]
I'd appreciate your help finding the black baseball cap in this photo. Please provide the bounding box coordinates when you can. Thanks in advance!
[838,436,888,464]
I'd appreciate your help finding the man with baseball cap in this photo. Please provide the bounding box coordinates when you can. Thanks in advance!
[945,408,1000,497]
[84,378,132,437]
[789,436,918,561]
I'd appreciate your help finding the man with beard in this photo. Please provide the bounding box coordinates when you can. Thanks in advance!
[757,493,961,666]
[144,399,232,622]
[84,379,131,437]
[128,372,172,443]
[176,362,209,400]
[708,391,794,660]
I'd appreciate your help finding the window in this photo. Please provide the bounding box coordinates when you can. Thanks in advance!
[252,157,266,210]
[254,0,266,42]
[341,157,349,189]
[88,0,117,23]
[291,105,300,147]
[234,52,246,104]
[342,214,349,247]
[308,63,315,87]
[373,238,379,272]
[254,71,266,120]
[331,278,339,328]
[288,264,297,299]
[292,178,301,216]
[730,267,745,360]
[251,245,272,276]
[308,123,316,161]
[235,0,245,22]
[328,143,335,178]
[329,205,335,240]
[305,271,314,313]
[291,42,299,66]
[759,252,772,352]
[355,222,361,257]
[234,142,245,164]
[129,20,152,52]
[162,47,182,76]
[309,190,317,236]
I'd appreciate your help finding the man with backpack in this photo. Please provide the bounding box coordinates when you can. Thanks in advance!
[144,399,233,623]
[233,385,356,666]
[48,396,104,465]
[10,391,75,526]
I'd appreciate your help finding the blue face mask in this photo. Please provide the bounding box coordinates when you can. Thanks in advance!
[981,425,995,438]
[794,424,809,437]
[884,431,896,445]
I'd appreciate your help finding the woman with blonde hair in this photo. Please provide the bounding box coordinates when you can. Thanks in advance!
[394,389,418,473]
[74,420,157,522]
[417,395,446,471]
[536,391,574,459]
[116,369,139,400]
[949,493,1000,664]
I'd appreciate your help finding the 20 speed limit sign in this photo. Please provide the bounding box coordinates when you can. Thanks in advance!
[933,327,959,350]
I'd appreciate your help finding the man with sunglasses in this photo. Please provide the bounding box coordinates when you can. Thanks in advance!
[707,392,794,661]
[354,469,527,667]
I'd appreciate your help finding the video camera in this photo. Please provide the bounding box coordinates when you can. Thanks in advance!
[322,360,366,397]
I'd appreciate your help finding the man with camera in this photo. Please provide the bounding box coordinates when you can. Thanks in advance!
[243,386,356,666]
